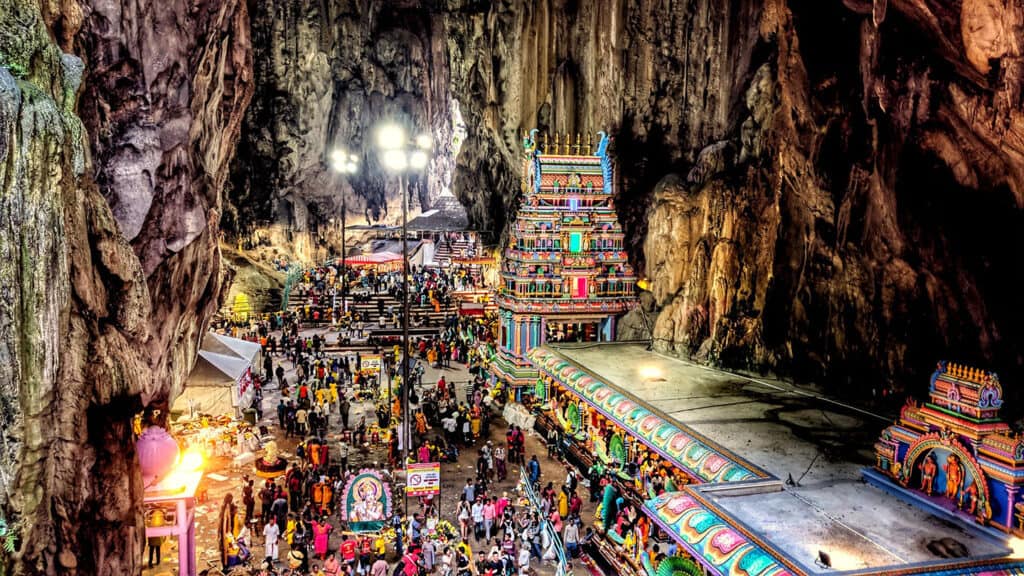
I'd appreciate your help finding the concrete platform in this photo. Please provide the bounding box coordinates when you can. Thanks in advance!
[546,343,1015,574]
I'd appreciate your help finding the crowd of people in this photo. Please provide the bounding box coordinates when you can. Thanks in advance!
[189,252,623,576]
[287,262,486,330]
[200,259,583,576]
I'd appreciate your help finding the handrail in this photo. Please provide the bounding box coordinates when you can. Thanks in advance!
[280,264,305,312]
[519,467,573,576]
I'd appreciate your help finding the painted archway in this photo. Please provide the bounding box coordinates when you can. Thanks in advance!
[899,432,992,521]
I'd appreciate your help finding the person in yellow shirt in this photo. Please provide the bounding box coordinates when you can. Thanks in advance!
[284,514,297,545]
[457,539,472,564]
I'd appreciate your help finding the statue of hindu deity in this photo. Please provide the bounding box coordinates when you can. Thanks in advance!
[256,440,287,477]
[919,453,937,495]
[944,454,964,500]
[960,481,979,515]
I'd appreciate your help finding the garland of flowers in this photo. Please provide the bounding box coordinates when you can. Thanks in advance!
[431,520,458,543]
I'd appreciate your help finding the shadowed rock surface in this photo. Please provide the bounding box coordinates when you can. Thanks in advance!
[231,0,1023,400]
[0,0,252,573]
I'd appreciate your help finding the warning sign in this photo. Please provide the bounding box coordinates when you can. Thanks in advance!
[406,463,440,497]
[362,354,382,373]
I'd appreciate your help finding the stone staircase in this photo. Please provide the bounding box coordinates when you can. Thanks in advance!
[286,288,459,327]
[431,234,474,267]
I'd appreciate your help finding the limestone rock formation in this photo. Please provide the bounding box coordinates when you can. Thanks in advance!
[227,1,453,260]
[0,0,252,573]
[228,0,1022,400]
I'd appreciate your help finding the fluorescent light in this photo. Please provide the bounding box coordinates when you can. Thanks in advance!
[410,150,429,169]
[415,134,432,150]
[382,149,408,172]
[377,124,406,150]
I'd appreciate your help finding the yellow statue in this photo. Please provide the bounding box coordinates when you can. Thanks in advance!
[944,454,964,500]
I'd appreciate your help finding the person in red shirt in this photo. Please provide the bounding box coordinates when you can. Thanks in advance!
[340,535,357,572]
[358,536,373,572]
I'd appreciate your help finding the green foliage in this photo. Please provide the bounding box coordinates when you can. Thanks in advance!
[3,63,26,78]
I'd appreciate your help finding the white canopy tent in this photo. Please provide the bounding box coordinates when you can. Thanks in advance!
[203,332,262,369]
[172,345,258,418]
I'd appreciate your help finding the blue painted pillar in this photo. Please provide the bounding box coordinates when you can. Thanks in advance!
[519,318,528,358]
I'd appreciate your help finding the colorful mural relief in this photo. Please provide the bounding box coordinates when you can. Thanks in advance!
[874,361,1024,533]
[529,346,767,484]
[645,492,796,576]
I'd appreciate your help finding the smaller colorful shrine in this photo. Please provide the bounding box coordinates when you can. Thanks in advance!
[527,343,1024,576]
[871,361,1024,535]
[491,130,637,393]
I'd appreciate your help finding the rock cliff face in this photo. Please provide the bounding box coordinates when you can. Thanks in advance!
[0,0,252,573]
[633,0,1024,400]
[233,0,1022,399]
[445,0,1024,402]
[227,1,453,259]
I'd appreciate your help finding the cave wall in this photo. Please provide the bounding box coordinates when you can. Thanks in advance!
[0,0,252,573]
[442,0,1024,403]
[226,0,454,259]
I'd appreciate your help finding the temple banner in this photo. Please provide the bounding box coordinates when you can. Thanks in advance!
[341,469,392,532]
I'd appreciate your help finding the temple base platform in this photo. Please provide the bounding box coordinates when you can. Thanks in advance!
[862,467,1011,542]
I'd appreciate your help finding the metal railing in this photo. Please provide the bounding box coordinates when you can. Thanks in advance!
[280,264,304,312]
[520,466,572,576]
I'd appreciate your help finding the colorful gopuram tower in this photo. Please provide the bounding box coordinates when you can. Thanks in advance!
[490,130,637,395]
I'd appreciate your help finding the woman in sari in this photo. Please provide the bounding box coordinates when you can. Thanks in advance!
[312,516,333,560]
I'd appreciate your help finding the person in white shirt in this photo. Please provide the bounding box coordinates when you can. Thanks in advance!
[562,521,580,558]
[471,500,485,542]
[518,546,531,576]
[263,516,280,562]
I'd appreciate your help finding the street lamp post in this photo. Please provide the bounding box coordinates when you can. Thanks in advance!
[330,149,359,321]
[377,124,431,514]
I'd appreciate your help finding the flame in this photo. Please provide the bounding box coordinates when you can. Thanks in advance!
[179,447,206,472]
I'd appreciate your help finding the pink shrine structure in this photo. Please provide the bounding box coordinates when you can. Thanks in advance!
[870,360,1024,535]
[490,130,637,394]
